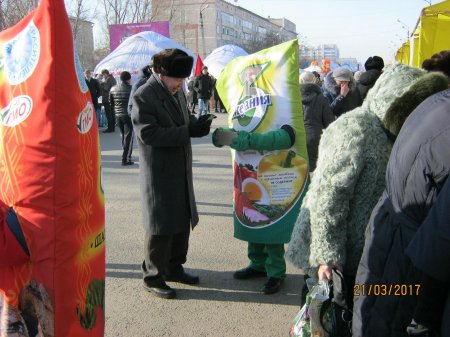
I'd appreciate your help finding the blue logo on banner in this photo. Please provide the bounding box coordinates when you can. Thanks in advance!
[4,21,40,85]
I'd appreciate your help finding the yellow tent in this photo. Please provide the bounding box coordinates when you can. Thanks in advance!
[413,0,450,66]
[395,41,410,65]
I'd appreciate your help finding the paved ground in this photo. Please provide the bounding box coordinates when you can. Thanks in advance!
[100,112,305,337]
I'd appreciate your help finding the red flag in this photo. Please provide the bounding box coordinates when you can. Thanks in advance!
[195,54,204,76]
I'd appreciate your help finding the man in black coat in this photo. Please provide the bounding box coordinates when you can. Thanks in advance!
[194,66,213,117]
[84,69,100,111]
[131,48,213,299]
[110,71,134,166]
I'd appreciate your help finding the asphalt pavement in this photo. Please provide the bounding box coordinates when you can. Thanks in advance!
[100,112,305,337]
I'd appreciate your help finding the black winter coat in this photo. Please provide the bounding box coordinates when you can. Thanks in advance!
[300,83,335,171]
[131,75,199,235]
[194,74,213,99]
[110,82,132,118]
[353,89,450,337]
[85,77,100,110]
[406,177,450,337]
[357,69,382,100]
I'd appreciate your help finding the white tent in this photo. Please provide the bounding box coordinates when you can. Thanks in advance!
[94,31,195,84]
[203,44,248,78]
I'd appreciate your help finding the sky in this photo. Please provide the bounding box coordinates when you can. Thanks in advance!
[229,0,430,64]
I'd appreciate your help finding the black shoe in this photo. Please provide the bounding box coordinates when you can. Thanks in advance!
[143,281,176,299]
[102,129,114,133]
[121,161,134,166]
[165,272,199,285]
[262,277,283,294]
[233,267,266,280]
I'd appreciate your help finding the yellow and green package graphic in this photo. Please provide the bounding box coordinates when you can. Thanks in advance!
[216,39,309,243]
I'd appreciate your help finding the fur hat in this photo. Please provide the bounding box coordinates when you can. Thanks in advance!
[153,48,193,78]
[422,50,450,79]
[364,56,384,71]
[332,67,353,82]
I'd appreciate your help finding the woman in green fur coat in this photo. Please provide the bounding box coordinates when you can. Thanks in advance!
[285,63,449,306]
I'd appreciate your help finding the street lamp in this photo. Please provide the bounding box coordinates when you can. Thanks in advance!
[397,19,410,40]
[200,1,209,58]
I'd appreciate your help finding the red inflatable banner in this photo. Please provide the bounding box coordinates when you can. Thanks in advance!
[0,0,105,336]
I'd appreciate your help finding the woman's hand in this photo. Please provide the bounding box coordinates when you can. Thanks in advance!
[318,263,343,281]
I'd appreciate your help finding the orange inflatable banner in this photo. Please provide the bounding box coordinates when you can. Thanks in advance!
[0,0,105,336]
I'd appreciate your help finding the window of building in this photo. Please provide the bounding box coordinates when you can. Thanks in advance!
[242,20,253,30]
[257,26,266,35]
[222,26,236,37]
[221,12,234,26]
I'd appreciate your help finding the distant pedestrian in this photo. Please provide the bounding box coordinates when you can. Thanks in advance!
[100,69,117,133]
[110,71,134,166]
[194,66,213,117]
[329,67,362,117]
[357,56,384,100]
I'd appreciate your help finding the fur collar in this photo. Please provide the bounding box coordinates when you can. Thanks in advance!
[383,72,449,140]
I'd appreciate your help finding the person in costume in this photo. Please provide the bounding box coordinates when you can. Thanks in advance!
[131,48,213,300]
[213,58,307,294]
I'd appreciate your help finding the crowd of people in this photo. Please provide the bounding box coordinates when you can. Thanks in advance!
[86,48,450,336]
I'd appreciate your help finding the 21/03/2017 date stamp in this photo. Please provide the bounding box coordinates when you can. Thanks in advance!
[354,284,421,296]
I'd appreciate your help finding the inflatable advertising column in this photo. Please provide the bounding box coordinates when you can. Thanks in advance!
[0,0,105,336]
[215,39,308,244]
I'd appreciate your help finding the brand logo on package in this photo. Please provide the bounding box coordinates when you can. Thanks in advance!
[77,102,94,134]
[4,21,40,85]
[1,95,33,127]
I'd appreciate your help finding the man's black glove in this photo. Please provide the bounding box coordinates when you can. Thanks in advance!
[188,117,212,138]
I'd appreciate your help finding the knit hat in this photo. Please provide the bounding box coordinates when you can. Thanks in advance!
[364,56,384,71]
[300,71,316,84]
[153,48,193,78]
[332,67,353,82]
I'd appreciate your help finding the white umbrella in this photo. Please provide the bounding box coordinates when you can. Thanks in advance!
[203,44,248,78]
[94,31,195,84]
[302,65,322,73]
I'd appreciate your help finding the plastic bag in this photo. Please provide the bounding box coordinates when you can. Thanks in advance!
[290,270,352,337]
[289,279,330,337]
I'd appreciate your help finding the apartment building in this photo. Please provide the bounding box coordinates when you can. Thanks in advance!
[69,17,95,70]
[151,0,298,57]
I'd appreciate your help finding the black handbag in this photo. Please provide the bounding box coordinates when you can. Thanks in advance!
[320,269,353,337]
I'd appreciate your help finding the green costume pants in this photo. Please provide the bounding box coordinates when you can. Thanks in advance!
[248,242,286,279]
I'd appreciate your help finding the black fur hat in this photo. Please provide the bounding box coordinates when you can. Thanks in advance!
[422,50,450,79]
[364,56,384,71]
[153,48,193,78]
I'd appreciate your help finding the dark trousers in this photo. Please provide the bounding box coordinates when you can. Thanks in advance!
[142,231,190,286]
[117,115,133,163]
[103,102,115,131]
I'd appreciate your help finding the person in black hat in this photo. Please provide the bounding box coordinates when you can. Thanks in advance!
[357,55,384,100]
[131,48,213,299]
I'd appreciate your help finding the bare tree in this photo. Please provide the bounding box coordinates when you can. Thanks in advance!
[0,0,38,31]
[66,0,92,39]
[245,31,283,54]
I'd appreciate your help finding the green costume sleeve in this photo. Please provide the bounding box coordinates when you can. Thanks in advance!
[230,125,295,152]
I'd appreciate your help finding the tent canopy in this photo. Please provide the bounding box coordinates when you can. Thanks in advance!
[94,31,195,84]
[203,44,248,78]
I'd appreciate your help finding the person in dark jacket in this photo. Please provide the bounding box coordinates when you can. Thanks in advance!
[131,48,212,300]
[186,76,198,114]
[110,71,134,166]
[100,69,117,133]
[329,67,362,118]
[322,71,339,105]
[299,71,335,171]
[212,76,225,113]
[128,63,152,115]
[194,66,213,117]
[405,177,450,337]
[84,69,101,111]
[357,56,384,100]
[353,80,450,336]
